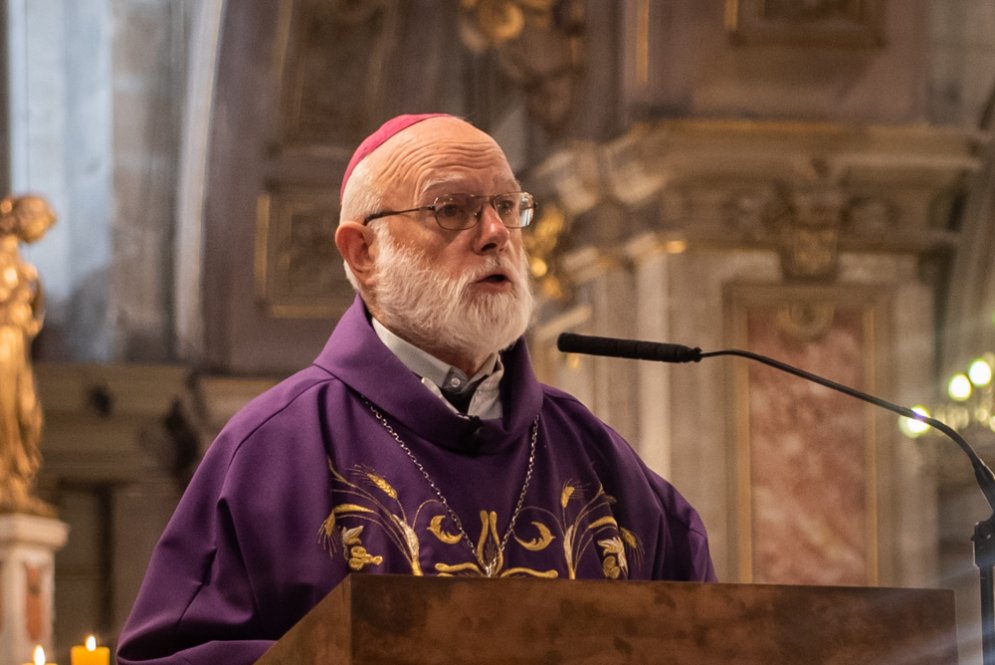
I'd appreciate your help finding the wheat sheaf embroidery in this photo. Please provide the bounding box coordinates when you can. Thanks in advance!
[318,461,641,579]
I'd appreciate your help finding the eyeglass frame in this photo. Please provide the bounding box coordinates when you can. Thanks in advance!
[361,191,536,230]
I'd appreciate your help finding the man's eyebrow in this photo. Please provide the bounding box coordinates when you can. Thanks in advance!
[419,177,521,198]
[419,179,465,196]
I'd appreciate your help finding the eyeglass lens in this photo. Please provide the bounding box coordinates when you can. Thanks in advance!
[434,193,534,230]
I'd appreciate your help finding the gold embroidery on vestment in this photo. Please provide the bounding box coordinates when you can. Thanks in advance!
[364,470,398,499]
[519,481,643,580]
[338,525,385,571]
[320,461,642,579]
[428,514,463,544]
[514,521,556,551]
[598,536,628,579]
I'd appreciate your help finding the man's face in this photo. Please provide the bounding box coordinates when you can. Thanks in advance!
[370,224,533,364]
[364,118,534,359]
[370,118,526,285]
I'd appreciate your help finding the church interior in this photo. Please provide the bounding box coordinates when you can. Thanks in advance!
[2,0,995,662]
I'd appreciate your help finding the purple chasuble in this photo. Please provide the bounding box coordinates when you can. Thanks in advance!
[117,296,716,665]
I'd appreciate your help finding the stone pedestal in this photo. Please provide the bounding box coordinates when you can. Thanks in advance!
[0,513,69,665]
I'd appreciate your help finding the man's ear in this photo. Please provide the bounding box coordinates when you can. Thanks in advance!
[335,221,377,287]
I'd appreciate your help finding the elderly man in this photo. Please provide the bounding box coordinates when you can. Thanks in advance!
[117,114,715,665]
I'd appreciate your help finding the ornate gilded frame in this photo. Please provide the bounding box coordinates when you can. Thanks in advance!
[254,187,352,318]
[725,0,886,47]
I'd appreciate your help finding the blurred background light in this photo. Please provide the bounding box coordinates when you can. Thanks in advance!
[968,357,992,387]
[948,373,973,401]
[899,405,931,438]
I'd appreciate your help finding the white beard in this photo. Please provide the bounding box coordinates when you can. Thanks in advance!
[370,227,535,361]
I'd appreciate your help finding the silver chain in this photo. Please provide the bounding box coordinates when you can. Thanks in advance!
[364,399,538,577]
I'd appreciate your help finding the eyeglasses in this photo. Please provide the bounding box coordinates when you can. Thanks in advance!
[363,192,536,230]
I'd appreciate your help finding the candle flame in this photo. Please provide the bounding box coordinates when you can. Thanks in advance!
[86,634,97,651]
[33,645,45,665]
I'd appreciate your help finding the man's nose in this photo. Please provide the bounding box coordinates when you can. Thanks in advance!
[473,203,511,252]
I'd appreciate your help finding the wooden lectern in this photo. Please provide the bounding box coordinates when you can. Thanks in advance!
[255,574,958,664]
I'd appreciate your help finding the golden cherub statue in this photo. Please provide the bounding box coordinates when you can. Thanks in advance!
[0,194,56,515]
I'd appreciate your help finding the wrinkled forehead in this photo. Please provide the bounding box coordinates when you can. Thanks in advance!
[369,118,517,200]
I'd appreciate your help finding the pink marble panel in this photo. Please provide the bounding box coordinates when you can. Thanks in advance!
[746,306,870,585]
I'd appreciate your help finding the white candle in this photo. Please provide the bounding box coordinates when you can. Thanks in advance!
[23,645,56,665]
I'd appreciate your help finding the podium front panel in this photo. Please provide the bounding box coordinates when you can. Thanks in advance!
[256,575,958,664]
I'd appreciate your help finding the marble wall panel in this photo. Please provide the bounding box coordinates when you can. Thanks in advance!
[728,285,888,586]
[746,305,868,584]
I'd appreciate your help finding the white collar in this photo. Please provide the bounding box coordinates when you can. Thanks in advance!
[371,317,504,419]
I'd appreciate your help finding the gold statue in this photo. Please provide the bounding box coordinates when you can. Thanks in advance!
[0,194,55,515]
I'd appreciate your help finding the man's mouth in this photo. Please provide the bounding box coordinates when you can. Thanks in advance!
[481,273,510,284]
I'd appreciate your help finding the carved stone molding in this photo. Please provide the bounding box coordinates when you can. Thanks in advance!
[775,301,838,342]
[33,362,192,485]
[530,119,981,297]
[772,175,846,281]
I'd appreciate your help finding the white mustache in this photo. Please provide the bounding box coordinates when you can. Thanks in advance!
[462,254,527,288]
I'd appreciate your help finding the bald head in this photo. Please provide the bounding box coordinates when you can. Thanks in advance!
[340,113,450,199]
[338,115,515,226]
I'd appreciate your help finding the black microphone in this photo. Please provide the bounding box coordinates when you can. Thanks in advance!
[556,332,703,364]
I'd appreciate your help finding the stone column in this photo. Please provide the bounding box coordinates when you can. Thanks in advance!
[0,513,68,665]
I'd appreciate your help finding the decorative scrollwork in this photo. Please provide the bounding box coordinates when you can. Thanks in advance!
[776,301,837,342]
[458,0,585,133]
[778,182,844,281]
[459,0,530,46]
[524,201,570,300]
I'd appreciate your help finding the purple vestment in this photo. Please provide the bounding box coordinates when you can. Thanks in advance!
[117,297,715,665]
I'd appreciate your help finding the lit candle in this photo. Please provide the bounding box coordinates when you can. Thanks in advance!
[70,635,109,665]
[23,645,56,665]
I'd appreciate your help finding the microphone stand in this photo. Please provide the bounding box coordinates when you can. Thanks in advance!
[558,333,995,665]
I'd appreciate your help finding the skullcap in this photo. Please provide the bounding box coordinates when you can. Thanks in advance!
[340,113,453,199]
